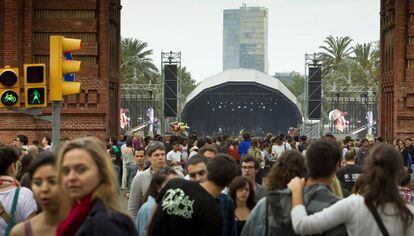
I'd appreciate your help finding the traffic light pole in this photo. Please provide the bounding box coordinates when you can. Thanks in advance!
[52,101,61,151]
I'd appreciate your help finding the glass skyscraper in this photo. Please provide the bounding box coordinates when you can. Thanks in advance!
[223,5,268,73]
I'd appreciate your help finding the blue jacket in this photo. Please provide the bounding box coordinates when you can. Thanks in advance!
[76,200,138,236]
[238,141,251,157]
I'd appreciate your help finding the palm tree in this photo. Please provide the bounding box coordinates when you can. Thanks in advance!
[120,38,159,84]
[351,42,379,87]
[318,35,353,73]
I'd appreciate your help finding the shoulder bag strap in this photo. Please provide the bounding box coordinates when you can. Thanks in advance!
[5,187,20,236]
[366,201,390,236]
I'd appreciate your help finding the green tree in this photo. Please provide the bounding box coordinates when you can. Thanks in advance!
[279,72,306,114]
[179,66,198,99]
[350,42,379,87]
[281,72,305,98]
[120,38,159,84]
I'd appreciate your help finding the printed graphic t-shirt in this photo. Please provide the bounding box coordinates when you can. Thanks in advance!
[151,178,222,236]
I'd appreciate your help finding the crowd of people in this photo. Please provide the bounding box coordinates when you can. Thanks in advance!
[0,130,413,235]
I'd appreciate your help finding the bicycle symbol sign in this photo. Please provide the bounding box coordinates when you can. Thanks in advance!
[1,90,18,106]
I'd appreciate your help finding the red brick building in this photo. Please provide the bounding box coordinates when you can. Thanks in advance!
[380,0,414,140]
[0,0,121,143]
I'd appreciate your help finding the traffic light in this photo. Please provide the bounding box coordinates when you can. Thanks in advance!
[24,64,47,108]
[49,35,82,101]
[0,67,20,108]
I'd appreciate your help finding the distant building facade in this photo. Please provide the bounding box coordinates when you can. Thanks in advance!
[223,5,268,73]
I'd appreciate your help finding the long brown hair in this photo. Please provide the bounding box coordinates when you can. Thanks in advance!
[362,143,413,233]
[266,150,306,190]
[57,137,124,215]
[228,176,255,210]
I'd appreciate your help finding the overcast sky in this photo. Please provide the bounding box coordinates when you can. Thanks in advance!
[121,0,380,82]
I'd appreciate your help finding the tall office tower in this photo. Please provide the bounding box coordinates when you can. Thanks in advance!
[223,5,268,73]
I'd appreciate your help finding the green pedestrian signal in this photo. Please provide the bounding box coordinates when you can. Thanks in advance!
[24,64,47,108]
[27,88,45,105]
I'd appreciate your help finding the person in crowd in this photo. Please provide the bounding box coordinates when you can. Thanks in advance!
[11,152,60,236]
[128,142,168,218]
[220,135,231,154]
[166,141,183,172]
[108,136,123,186]
[148,154,237,236]
[247,138,263,166]
[336,150,363,197]
[281,139,348,235]
[342,136,353,158]
[0,146,37,235]
[117,134,126,148]
[392,139,400,149]
[134,147,147,173]
[16,135,28,154]
[397,139,405,152]
[181,137,189,162]
[375,137,384,143]
[16,154,32,182]
[229,176,255,236]
[198,145,218,159]
[271,136,291,160]
[188,145,199,159]
[123,138,136,194]
[355,138,371,166]
[186,154,237,236]
[238,132,251,160]
[227,139,240,163]
[297,135,308,154]
[241,156,266,202]
[143,136,153,151]
[288,143,414,236]
[41,137,52,152]
[136,167,177,236]
[399,168,414,205]
[241,150,306,235]
[287,137,297,150]
[132,132,142,150]
[185,154,208,183]
[247,138,264,184]
[27,146,39,160]
[56,137,137,235]
[401,138,414,174]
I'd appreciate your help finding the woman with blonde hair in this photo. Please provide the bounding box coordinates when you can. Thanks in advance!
[56,137,137,236]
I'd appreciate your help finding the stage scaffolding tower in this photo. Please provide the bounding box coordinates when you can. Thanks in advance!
[161,51,181,134]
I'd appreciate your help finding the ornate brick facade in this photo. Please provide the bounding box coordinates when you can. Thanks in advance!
[380,0,414,140]
[0,0,121,143]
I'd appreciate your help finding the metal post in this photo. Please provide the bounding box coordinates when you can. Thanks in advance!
[52,101,61,151]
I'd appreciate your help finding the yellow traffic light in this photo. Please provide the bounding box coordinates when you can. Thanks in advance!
[0,67,20,108]
[49,35,82,101]
[24,64,47,108]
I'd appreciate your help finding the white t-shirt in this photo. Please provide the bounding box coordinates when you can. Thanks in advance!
[342,147,348,159]
[271,143,292,157]
[166,150,181,163]
[188,151,198,159]
[0,187,37,235]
